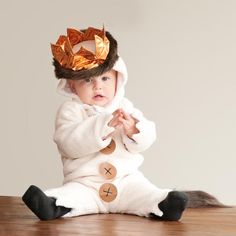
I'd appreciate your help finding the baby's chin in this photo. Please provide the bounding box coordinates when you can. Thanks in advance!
[92,100,110,107]
[88,99,111,107]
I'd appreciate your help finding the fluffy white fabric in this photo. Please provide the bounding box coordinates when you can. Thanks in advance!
[45,56,171,217]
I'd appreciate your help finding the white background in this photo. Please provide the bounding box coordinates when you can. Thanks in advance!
[1,0,235,205]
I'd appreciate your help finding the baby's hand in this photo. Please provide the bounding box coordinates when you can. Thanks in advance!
[108,109,123,129]
[117,109,139,139]
[104,109,123,140]
[106,109,139,140]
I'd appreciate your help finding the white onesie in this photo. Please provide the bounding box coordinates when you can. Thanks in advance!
[45,57,171,218]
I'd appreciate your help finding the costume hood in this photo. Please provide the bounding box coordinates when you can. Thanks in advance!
[52,27,128,113]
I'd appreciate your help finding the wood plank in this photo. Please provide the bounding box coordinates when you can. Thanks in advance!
[0,196,236,236]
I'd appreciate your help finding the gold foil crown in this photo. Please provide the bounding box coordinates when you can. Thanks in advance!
[51,27,110,71]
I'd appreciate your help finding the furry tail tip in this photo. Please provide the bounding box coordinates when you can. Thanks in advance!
[183,190,229,208]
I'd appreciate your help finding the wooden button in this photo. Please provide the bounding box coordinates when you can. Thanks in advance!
[100,139,116,154]
[99,183,117,202]
[99,162,117,180]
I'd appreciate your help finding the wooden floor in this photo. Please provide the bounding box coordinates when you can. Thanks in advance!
[0,196,235,236]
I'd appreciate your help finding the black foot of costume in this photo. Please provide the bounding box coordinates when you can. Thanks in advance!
[22,185,71,220]
[151,191,188,221]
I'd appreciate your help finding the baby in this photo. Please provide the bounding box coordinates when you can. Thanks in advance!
[22,26,188,221]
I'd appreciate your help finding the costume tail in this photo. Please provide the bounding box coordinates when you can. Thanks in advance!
[183,191,228,208]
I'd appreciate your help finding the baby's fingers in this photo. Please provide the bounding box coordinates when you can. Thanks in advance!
[108,112,123,127]
[108,118,119,127]
[120,110,131,120]
[118,117,131,128]
[112,109,123,117]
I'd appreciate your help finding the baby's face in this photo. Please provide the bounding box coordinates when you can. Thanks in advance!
[69,70,117,107]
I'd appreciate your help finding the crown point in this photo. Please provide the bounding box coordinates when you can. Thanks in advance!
[67,28,83,47]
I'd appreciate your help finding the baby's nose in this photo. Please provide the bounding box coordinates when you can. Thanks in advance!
[93,80,102,90]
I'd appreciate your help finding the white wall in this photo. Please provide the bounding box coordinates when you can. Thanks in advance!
[1,0,235,205]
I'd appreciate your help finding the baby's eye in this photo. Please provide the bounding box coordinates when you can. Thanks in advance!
[84,78,93,83]
[102,76,110,81]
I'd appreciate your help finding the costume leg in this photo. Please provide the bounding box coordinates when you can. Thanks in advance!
[44,182,108,217]
[111,172,188,220]
[110,172,171,217]
[22,185,71,220]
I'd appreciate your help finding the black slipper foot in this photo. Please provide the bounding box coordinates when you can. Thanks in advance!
[151,191,188,221]
[22,185,71,220]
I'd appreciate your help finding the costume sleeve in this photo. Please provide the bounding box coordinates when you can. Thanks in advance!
[53,101,114,158]
[121,100,157,154]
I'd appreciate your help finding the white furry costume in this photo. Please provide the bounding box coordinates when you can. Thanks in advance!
[45,57,171,218]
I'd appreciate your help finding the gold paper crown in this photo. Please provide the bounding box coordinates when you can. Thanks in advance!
[51,27,110,71]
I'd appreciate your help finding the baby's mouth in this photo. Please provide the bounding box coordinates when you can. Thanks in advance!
[93,94,105,101]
